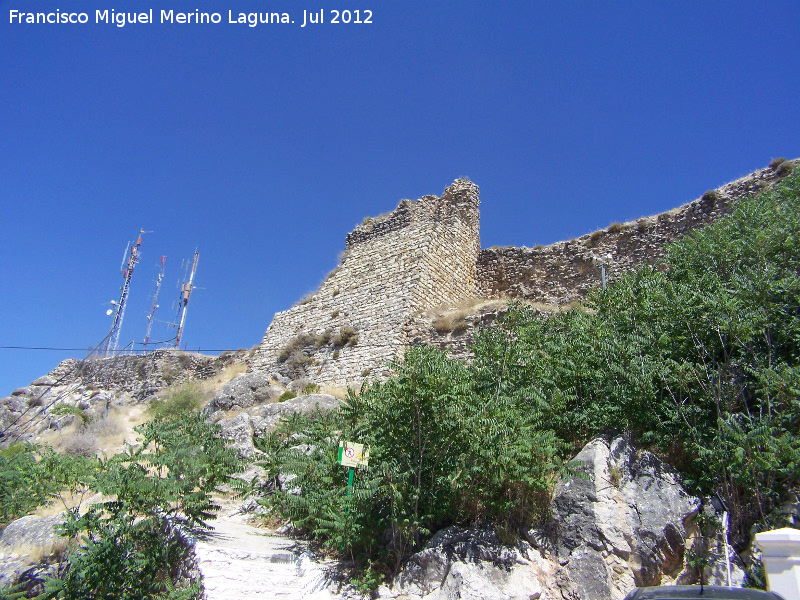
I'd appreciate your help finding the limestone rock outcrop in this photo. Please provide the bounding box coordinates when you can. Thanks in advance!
[0,514,66,593]
[381,526,574,600]
[212,394,340,458]
[0,349,251,446]
[208,373,283,412]
[551,436,698,598]
[377,435,744,600]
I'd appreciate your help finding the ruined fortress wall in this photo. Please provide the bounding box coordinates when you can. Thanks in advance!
[252,180,480,387]
[252,162,793,387]
[408,181,481,310]
[476,164,789,305]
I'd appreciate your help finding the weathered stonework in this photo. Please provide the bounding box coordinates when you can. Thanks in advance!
[253,161,796,387]
[476,163,792,305]
[252,180,481,387]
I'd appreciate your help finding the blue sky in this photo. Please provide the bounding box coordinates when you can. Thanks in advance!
[1,1,798,395]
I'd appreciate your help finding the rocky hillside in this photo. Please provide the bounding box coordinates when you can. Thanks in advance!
[0,349,252,448]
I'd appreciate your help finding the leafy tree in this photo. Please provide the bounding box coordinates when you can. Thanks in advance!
[40,413,241,600]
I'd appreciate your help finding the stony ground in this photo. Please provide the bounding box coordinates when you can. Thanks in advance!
[195,498,337,600]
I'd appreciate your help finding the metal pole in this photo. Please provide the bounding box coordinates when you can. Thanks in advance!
[143,256,166,353]
[175,251,199,349]
[722,511,732,586]
[601,264,607,291]
[106,230,144,357]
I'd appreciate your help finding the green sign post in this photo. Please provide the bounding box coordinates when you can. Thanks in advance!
[337,440,369,552]
[338,440,369,495]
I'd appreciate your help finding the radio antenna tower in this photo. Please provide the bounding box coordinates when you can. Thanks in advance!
[105,229,145,358]
[174,251,199,349]
[143,255,166,353]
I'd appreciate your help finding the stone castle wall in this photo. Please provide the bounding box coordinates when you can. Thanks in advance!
[253,161,795,387]
[251,180,480,387]
[476,164,791,305]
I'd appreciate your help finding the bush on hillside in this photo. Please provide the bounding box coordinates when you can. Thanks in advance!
[148,383,202,419]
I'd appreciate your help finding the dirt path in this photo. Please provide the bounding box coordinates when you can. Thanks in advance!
[194,501,336,600]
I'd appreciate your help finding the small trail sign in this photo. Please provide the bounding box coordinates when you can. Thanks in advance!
[338,441,369,468]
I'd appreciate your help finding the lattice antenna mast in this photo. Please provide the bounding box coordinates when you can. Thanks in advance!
[143,255,166,353]
[105,229,145,358]
[174,251,199,349]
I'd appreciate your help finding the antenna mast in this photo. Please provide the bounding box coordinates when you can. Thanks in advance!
[143,255,166,353]
[105,229,145,358]
[174,251,199,349]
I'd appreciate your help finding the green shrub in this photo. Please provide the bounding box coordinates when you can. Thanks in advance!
[301,383,320,395]
[42,414,241,599]
[50,403,92,428]
[261,346,565,581]
[148,383,202,419]
[0,444,92,529]
[277,390,296,402]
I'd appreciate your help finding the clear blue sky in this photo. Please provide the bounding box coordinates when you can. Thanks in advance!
[1,1,798,395]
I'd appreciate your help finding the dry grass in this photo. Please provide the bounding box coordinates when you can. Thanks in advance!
[319,385,349,398]
[60,432,99,458]
[777,160,795,176]
[607,222,624,234]
[199,362,248,396]
[433,311,469,334]
[769,157,787,169]
[361,210,392,227]
[332,326,358,347]
[586,230,604,247]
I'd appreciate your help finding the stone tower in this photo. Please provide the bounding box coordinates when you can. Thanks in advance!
[252,179,480,386]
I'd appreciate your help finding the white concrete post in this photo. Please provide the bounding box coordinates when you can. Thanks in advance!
[755,528,800,600]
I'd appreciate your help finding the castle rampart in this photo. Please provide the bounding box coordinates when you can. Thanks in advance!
[253,160,795,387]
[251,180,480,386]
[476,164,790,305]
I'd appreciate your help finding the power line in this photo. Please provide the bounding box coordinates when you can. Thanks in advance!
[0,346,237,352]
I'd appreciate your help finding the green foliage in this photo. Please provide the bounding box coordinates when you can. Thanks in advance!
[0,443,94,530]
[301,383,320,395]
[260,346,567,582]
[0,581,28,600]
[37,413,242,599]
[475,170,800,549]
[277,390,296,402]
[49,404,92,427]
[148,383,202,419]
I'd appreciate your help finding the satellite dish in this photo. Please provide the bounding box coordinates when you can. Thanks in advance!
[110,300,117,305]
[106,309,114,316]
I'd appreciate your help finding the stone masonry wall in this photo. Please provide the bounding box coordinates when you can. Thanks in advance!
[476,162,794,305]
[251,180,481,387]
[253,160,795,388]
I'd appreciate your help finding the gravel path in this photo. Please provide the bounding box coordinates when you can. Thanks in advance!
[194,506,336,600]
